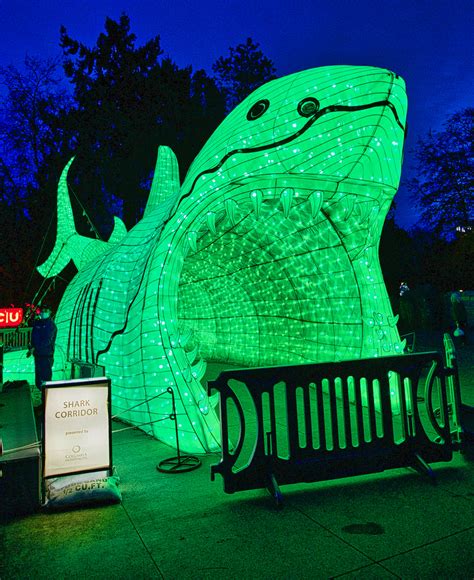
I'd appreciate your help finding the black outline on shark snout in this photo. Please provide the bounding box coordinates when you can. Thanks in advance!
[171,98,406,216]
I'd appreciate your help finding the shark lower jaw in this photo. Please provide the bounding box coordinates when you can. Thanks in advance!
[163,176,402,387]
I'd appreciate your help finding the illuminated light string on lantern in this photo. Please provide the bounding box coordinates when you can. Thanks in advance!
[29,65,407,453]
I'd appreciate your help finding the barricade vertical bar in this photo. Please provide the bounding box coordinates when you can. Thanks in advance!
[379,375,394,443]
[398,372,409,442]
[406,378,415,437]
[355,378,365,445]
[437,371,449,431]
[303,382,313,449]
[316,380,326,450]
[443,334,463,441]
[252,382,266,457]
[219,382,230,458]
[367,378,377,443]
[327,379,337,449]
[341,378,352,448]
[268,383,278,458]
[286,382,299,456]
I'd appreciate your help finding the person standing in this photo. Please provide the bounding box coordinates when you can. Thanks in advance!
[28,305,57,397]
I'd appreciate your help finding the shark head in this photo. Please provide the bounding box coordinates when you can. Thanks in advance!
[180,65,407,208]
[157,65,408,374]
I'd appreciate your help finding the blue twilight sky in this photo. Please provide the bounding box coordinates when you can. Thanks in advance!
[1,0,473,228]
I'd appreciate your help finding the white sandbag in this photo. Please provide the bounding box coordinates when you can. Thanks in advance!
[45,469,121,509]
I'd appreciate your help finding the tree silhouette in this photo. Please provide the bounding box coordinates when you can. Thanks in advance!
[0,56,74,208]
[60,14,225,229]
[212,37,277,112]
[0,56,75,306]
[409,108,473,240]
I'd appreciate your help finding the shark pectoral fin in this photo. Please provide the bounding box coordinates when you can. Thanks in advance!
[108,216,127,245]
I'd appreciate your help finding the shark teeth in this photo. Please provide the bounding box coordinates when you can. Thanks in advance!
[198,391,219,415]
[183,366,192,382]
[206,212,217,235]
[323,192,357,224]
[387,314,399,327]
[250,189,263,219]
[341,194,355,220]
[208,392,219,409]
[280,187,294,218]
[169,333,179,348]
[309,191,324,219]
[185,345,199,365]
[179,327,194,349]
[186,231,198,253]
[183,358,207,382]
[355,201,373,223]
[192,358,207,381]
[225,199,239,227]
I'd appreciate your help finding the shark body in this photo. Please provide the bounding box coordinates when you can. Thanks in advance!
[40,66,408,453]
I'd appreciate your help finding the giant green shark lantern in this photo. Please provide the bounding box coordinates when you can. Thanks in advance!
[39,66,407,453]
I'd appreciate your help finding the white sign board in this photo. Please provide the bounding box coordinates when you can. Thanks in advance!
[43,377,111,478]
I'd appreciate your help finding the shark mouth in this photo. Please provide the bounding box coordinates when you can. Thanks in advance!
[36,66,408,455]
[179,180,365,367]
[154,170,405,453]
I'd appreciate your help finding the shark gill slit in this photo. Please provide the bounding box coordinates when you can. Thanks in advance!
[77,280,92,361]
[69,284,88,360]
[95,248,156,361]
[89,280,102,364]
[84,285,95,363]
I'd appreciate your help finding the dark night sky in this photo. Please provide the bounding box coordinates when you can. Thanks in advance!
[1,0,473,228]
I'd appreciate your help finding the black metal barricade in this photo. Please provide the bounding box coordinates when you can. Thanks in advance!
[209,351,462,505]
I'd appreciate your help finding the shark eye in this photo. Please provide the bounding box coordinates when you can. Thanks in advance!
[297,97,320,117]
[246,99,270,121]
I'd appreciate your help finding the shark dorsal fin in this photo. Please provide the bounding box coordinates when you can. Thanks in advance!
[144,146,180,218]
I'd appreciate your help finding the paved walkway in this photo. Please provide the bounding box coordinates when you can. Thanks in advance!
[1,335,473,579]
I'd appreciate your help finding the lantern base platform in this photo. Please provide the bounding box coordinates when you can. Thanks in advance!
[157,455,201,473]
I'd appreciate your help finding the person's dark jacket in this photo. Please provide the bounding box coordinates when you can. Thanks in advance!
[31,318,57,357]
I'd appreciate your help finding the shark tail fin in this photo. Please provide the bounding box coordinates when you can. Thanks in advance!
[37,158,128,278]
[37,158,77,278]
[143,146,180,218]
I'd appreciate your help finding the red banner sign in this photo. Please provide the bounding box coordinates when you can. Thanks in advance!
[0,308,24,328]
